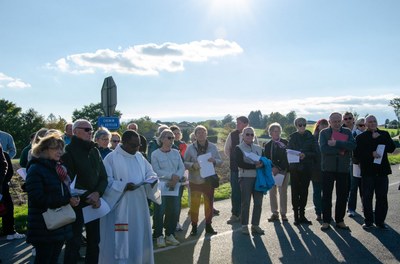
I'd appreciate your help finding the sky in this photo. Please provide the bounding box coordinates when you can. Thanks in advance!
[1,0,399,124]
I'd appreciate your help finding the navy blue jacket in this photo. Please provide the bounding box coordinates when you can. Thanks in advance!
[25,158,73,243]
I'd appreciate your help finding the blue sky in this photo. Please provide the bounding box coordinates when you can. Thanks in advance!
[1,0,399,124]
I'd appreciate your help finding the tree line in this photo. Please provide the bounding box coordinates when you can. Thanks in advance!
[1,98,399,158]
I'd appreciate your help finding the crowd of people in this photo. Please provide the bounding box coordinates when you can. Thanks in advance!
[0,111,398,263]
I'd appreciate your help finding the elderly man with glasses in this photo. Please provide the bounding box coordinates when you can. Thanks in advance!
[320,112,356,231]
[62,119,108,264]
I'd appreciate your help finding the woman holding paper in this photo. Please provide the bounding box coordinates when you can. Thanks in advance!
[288,117,317,225]
[264,123,290,222]
[26,132,79,264]
[184,125,222,236]
[151,129,185,248]
[235,127,265,235]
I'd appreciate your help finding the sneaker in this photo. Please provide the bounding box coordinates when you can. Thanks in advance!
[376,223,389,230]
[281,215,288,222]
[176,223,183,232]
[6,232,25,240]
[321,223,330,231]
[165,234,180,246]
[268,214,279,222]
[336,222,350,230]
[347,210,355,217]
[251,225,265,235]
[241,226,250,235]
[362,223,374,230]
[156,236,166,248]
[227,215,240,224]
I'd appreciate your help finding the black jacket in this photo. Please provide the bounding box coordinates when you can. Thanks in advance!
[288,130,316,171]
[353,129,396,177]
[25,158,73,243]
[264,138,289,171]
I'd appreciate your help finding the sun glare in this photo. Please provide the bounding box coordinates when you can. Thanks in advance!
[208,0,253,15]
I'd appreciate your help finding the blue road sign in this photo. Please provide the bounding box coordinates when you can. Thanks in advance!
[98,116,120,130]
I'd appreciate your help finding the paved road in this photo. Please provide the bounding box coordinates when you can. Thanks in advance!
[1,166,399,264]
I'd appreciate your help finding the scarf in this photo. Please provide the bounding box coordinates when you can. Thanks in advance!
[272,138,286,149]
[56,162,71,188]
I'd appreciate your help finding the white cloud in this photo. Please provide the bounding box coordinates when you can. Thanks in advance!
[49,39,243,75]
[0,72,31,89]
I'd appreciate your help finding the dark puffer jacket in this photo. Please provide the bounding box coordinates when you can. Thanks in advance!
[25,158,72,243]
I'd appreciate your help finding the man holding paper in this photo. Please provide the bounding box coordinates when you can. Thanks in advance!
[319,112,356,231]
[62,119,108,264]
[353,115,396,230]
[99,130,158,263]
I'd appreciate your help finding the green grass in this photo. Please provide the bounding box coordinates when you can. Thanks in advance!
[388,152,400,165]
[0,203,28,234]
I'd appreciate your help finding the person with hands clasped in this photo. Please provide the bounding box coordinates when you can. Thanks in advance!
[319,112,356,231]
[25,132,79,264]
[235,127,265,235]
[288,117,317,226]
[353,115,396,230]
[184,125,222,236]
[151,129,185,248]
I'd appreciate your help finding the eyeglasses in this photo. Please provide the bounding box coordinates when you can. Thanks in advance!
[358,124,365,127]
[297,124,306,127]
[76,127,93,132]
[112,140,120,143]
[245,133,254,137]
[343,117,353,121]
[167,136,175,140]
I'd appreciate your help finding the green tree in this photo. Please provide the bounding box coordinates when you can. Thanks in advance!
[248,110,262,128]
[221,114,233,126]
[46,113,67,131]
[72,102,122,130]
[122,116,157,140]
[389,98,400,122]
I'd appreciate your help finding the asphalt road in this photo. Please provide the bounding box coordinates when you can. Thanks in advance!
[1,166,399,264]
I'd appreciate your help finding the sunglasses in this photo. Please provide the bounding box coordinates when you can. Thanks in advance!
[167,136,175,140]
[358,124,365,127]
[112,140,120,143]
[343,117,353,121]
[297,124,306,127]
[245,133,254,137]
[76,127,93,132]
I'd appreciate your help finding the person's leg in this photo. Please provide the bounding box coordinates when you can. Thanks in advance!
[64,207,84,264]
[1,185,16,235]
[361,176,374,226]
[312,180,322,217]
[49,241,64,264]
[189,183,201,225]
[374,175,389,225]
[165,196,179,236]
[251,189,264,226]
[334,173,349,223]
[153,196,167,237]
[269,185,279,216]
[230,170,241,217]
[299,169,311,219]
[348,176,359,213]
[84,218,100,264]
[279,173,289,218]
[240,177,252,226]
[203,184,214,225]
[322,172,335,224]
[290,171,300,222]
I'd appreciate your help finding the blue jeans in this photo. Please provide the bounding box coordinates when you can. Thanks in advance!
[348,176,362,212]
[153,195,180,237]
[230,170,241,217]
[312,180,322,215]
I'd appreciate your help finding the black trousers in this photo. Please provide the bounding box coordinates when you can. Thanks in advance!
[64,204,100,264]
[362,175,388,226]
[33,241,64,264]
[290,169,311,217]
[1,184,15,235]
[322,171,349,223]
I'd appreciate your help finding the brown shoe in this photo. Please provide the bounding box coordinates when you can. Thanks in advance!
[320,223,330,231]
[336,222,350,230]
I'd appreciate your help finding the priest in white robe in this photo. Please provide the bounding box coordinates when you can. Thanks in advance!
[99,130,159,264]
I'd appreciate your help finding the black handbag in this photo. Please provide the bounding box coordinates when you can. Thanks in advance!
[205,174,220,188]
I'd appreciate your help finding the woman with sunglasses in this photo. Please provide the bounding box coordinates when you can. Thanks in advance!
[288,117,317,225]
[235,126,265,235]
[151,129,185,248]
